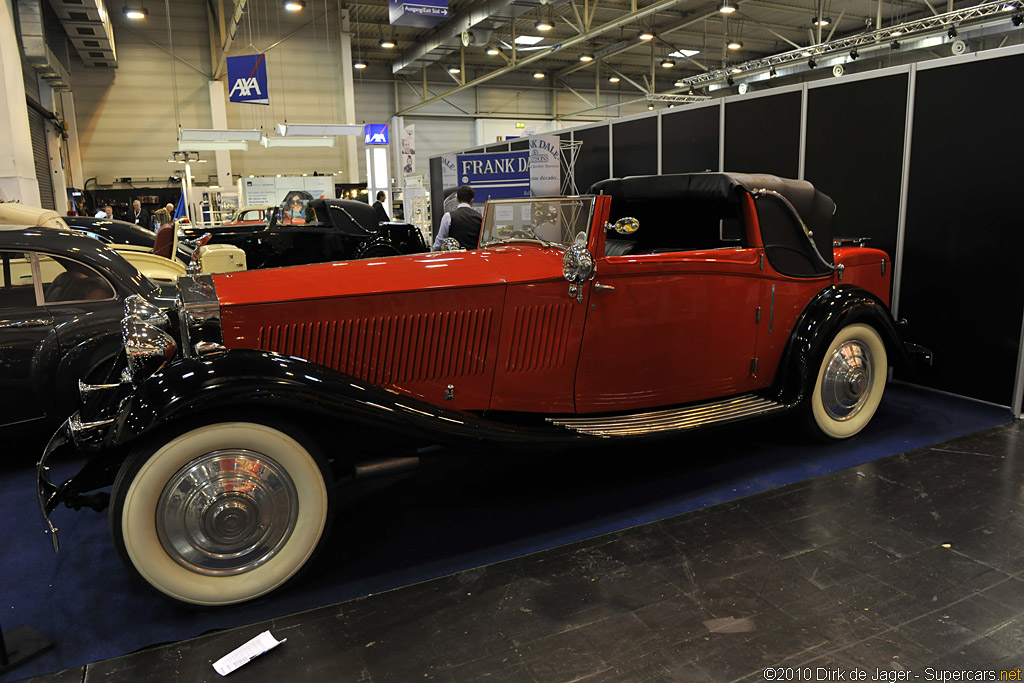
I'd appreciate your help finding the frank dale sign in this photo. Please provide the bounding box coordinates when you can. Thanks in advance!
[452,136,561,203]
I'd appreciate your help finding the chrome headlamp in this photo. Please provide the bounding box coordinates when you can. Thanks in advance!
[122,317,177,381]
[124,294,170,329]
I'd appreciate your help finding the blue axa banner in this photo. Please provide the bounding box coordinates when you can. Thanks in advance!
[364,124,388,145]
[227,54,269,105]
[456,151,531,202]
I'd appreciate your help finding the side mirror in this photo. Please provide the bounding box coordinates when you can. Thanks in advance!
[605,216,639,235]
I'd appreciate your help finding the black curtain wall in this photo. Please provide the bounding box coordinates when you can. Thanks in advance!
[428,48,1024,407]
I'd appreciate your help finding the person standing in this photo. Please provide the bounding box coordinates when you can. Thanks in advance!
[131,200,151,229]
[432,185,481,251]
[95,205,112,218]
[372,191,390,222]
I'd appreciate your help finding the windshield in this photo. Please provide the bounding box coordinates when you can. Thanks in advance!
[480,197,595,249]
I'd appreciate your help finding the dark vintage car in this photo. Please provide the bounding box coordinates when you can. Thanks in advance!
[178,197,428,269]
[38,172,928,607]
[0,224,172,436]
[64,215,195,264]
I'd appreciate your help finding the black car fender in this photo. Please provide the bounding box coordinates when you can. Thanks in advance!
[769,284,907,405]
[101,349,588,454]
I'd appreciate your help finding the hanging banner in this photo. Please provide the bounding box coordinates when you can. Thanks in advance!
[401,124,416,176]
[242,176,337,206]
[226,54,269,105]
[456,150,531,203]
[529,135,561,198]
[387,0,447,28]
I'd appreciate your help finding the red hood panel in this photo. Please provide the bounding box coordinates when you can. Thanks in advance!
[212,245,567,306]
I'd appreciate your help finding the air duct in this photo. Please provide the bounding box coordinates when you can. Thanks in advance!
[44,0,117,67]
[18,0,74,89]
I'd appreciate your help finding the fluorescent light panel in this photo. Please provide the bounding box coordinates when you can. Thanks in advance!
[261,136,336,148]
[178,140,247,151]
[669,49,700,58]
[276,123,365,136]
[179,128,262,142]
[514,35,544,45]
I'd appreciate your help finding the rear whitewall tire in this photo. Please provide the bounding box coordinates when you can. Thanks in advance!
[111,421,331,608]
[807,323,888,440]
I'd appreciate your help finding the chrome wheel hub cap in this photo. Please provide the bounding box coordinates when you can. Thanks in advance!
[821,340,873,421]
[157,450,298,576]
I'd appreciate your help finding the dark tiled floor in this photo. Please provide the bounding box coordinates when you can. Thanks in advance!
[23,421,1024,682]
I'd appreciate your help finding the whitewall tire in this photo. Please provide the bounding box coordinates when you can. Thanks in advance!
[111,421,331,607]
[806,323,887,440]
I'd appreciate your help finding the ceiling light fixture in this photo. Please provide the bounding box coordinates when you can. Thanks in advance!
[947,24,958,37]
[661,58,675,68]
[648,104,655,110]
[891,39,901,49]
[1013,12,1023,25]
[122,5,148,18]
[727,75,735,85]
[276,123,364,136]
[808,57,817,68]
[535,18,553,31]
[533,71,546,79]
[849,48,859,59]
[812,16,831,26]
[770,66,777,77]
[179,129,262,142]
[609,75,620,83]
[283,1,305,9]
[261,136,335,148]
[731,66,742,73]
[579,52,594,62]
[688,86,696,95]
[178,140,247,152]
[718,0,737,13]
[379,38,396,49]
[354,58,367,69]
[727,39,742,49]
[639,30,655,41]
[486,46,500,55]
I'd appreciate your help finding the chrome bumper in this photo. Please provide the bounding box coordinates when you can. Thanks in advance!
[37,419,73,553]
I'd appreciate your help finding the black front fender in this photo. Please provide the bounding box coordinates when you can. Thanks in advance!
[103,349,586,451]
[770,285,908,405]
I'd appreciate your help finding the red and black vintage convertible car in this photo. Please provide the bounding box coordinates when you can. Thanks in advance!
[38,172,926,607]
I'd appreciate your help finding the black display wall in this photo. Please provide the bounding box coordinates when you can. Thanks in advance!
[661,105,720,174]
[509,139,529,151]
[724,91,801,178]
[898,54,1024,406]
[573,125,611,194]
[805,75,908,262]
[612,117,658,178]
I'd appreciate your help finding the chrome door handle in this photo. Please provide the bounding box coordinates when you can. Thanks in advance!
[594,282,615,291]
[0,318,53,329]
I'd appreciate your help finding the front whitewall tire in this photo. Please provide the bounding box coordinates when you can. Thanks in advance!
[808,323,887,440]
[113,422,330,607]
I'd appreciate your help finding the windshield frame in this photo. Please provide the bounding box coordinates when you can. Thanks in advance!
[478,196,596,251]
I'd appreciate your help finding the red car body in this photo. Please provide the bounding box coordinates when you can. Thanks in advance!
[40,172,920,608]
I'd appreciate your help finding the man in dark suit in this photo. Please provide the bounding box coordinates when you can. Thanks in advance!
[373,191,390,222]
[130,200,151,229]
[432,185,481,251]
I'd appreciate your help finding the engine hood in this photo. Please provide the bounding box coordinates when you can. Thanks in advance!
[212,244,569,307]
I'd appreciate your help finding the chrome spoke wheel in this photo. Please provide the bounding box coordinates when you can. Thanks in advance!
[157,450,298,576]
[820,341,873,421]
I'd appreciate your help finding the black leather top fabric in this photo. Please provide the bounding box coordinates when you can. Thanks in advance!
[589,172,835,262]
[310,199,381,236]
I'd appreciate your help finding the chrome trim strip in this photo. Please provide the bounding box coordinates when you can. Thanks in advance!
[68,411,116,447]
[769,284,776,334]
[0,318,52,329]
[547,394,786,436]
[78,378,126,400]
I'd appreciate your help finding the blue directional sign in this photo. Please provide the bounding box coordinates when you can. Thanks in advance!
[226,54,269,105]
[387,0,447,27]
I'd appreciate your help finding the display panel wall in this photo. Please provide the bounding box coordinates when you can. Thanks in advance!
[724,91,801,179]
[804,74,908,262]
[572,125,611,194]
[661,105,720,174]
[612,117,657,178]
[898,53,1024,406]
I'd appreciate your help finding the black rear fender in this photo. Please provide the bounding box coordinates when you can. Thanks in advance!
[770,285,906,405]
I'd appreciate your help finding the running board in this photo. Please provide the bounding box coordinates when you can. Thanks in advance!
[547,394,786,437]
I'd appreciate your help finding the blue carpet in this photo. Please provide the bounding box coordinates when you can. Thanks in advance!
[0,382,1011,682]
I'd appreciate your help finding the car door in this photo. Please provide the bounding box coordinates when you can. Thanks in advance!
[574,241,763,414]
[0,251,57,427]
